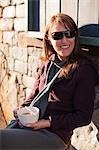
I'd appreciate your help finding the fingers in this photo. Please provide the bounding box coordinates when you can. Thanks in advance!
[26,122,37,128]
[12,106,24,128]
[26,119,50,129]
[18,121,24,128]
[13,106,23,119]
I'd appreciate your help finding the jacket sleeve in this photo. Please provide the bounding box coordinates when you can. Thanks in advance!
[21,63,45,107]
[50,64,98,130]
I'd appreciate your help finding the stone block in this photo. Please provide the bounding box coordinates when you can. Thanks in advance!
[14,60,27,74]
[0,18,13,31]
[16,4,25,18]
[3,6,15,18]
[0,0,10,7]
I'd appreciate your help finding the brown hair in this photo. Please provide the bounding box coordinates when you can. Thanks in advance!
[41,13,80,78]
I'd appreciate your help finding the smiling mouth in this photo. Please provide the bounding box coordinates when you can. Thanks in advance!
[61,45,70,49]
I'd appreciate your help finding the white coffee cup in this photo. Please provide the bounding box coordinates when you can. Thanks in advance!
[17,106,39,126]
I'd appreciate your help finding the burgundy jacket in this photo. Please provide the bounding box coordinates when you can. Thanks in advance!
[22,57,98,144]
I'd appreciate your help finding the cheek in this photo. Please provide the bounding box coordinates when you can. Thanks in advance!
[70,39,75,49]
[72,41,75,49]
[50,40,60,48]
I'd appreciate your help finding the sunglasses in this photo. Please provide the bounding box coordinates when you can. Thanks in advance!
[51,30,76,40]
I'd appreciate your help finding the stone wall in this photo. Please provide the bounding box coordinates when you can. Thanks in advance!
[0,0,42,121]
[0,0,99,149]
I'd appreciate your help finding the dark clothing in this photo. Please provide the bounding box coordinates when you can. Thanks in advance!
[0,128,66,150]
[21,57,98,144]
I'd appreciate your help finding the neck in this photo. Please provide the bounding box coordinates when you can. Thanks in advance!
[57,55,68,62]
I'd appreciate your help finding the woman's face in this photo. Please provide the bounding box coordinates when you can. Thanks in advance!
[49,22,75,60]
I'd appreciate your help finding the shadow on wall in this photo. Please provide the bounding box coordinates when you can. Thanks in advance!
[79,23,99,38]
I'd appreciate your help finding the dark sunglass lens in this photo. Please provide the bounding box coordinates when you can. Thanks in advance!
[52,30,76,40]
[70,30,76,38]
[64,31,70,38]
[64,30,76,38]
[52,32,63,40]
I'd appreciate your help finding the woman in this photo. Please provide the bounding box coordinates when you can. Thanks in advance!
[0,13,98,150]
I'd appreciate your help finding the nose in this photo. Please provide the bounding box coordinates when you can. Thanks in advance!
[61,33,68,41]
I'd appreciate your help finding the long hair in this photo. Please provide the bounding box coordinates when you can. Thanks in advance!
[41,13,80,78]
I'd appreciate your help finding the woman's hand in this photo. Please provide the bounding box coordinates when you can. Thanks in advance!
[27,119,51,129]
[13,106,23,120]
[13,106,24,128]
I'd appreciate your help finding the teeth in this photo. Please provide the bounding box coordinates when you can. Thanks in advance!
[61,45,69,49]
